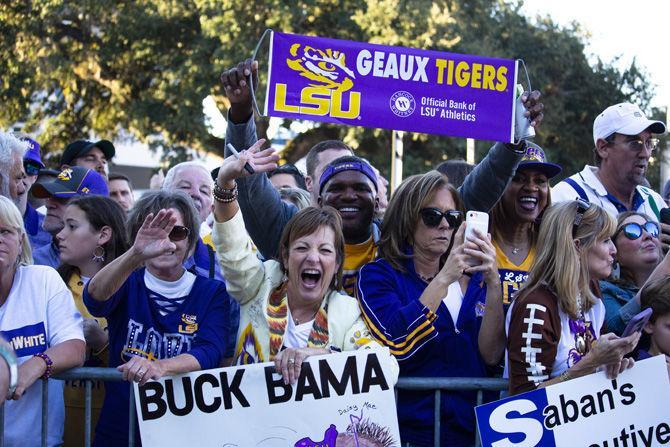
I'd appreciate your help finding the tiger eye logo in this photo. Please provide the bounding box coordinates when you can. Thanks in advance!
[286,43,356,93]
[58,168,73,181]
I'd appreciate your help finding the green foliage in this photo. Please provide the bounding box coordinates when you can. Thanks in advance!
[0,0,658,188]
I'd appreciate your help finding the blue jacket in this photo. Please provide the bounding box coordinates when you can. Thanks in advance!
[600,280,638,336]
[83,269,231,446]
[357,253,489,446]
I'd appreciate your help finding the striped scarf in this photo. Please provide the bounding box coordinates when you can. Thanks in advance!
[267,281,330,360]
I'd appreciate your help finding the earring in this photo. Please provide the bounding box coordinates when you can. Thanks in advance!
[92,246,106,263]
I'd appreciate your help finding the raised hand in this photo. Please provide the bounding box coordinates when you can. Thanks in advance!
[521,90,544,129]
[131,209,178,261]
[220,59,258,123]
[216,138,279,185]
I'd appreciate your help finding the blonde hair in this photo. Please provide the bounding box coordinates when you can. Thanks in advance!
[0,196,32,266]
[378,171,463,272]
[517,201,615,319]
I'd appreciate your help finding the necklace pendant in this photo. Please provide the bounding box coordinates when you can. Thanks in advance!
[511,247,520,255]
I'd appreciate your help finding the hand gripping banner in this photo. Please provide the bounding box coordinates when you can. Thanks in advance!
[263,31,519,142]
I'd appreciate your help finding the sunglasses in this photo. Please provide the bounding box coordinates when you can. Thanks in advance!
[169,225,190,242]
[572,198,590,237]
[24,163,41,176]
[614,221,659,241]
[419,208,463,228]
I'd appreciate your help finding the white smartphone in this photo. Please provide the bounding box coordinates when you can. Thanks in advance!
[464,211,489,267]
[464,211,489,241]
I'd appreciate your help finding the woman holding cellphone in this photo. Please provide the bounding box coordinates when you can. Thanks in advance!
[507,200,639,395]
[357,171,502,446]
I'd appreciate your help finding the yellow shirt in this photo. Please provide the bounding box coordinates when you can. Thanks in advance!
[342,237,378,298]
[493,240,535,306]
[64,272,106,445]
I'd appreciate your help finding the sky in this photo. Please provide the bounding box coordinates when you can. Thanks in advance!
[521,0,669,110]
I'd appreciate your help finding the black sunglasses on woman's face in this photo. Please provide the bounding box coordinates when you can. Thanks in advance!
[168,225,190,242]
[419,208,463,228]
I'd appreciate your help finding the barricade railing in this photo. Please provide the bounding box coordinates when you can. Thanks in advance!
[0,368,508,447]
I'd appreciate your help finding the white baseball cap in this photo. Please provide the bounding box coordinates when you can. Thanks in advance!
[593,102,666,145]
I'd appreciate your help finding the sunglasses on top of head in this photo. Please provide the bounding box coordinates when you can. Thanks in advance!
[614,221,659,241]
[169,225,190,242]
[419,208,463,228]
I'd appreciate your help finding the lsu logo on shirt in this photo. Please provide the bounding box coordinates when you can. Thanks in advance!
[274,43,361,119]
[2,322,48,357]
[500,269,529,306]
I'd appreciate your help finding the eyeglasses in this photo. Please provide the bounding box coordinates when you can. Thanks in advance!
[614,221,659,240]
[169,225,190,241]
[419,208,463,228]
[572,198,590,237]
[608,136,659,153]
[24,162,41,176]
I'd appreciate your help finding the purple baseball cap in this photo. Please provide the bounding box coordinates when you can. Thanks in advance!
[31,166,109,199]
[22,138,45,169]
[516,142,562,179]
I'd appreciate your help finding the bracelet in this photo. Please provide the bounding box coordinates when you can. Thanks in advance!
[34,352,54,379]
[213,182,238,203]
[0,344,18,398]
[559,369,572,382]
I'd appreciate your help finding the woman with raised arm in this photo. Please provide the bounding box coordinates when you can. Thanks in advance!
[0,196,85,447]
[478,143,561,365]
[507,200,640,395]
[211,140,398,385]
[83,191,230,446]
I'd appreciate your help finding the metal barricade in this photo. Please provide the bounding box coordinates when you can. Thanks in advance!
[395,376,509,447]
[0,368,508,447]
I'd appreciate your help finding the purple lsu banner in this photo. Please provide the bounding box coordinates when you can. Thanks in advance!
[264,31,519,142]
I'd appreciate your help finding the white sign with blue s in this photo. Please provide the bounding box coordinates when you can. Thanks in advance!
[476,356,670,447]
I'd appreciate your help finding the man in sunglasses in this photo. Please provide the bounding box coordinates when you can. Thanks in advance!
[19,137,52,250]
[552,103,667,236]
[30,167,109,268]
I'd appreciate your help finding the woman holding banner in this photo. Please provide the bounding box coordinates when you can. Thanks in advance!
[357,171,502,446]
[506,200,640,396]
[211,142,398,384]
[84,191,231,446]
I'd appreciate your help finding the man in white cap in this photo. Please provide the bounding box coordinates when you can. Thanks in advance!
[552,102,667,222]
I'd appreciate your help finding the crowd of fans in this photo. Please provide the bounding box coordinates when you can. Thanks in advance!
[0,56,668,447]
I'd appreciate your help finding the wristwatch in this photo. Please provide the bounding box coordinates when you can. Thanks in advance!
[0,344,18,399]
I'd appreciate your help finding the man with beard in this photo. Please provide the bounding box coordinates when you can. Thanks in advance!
[162,161,239,365]
[317,156,380,296]
[61,139,115,180]
[552,103,668,245]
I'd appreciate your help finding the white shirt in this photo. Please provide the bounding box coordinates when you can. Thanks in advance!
[442,281,464,326]
[552,165,667,221]
[283,308,313,348]
[0,266,84,447]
